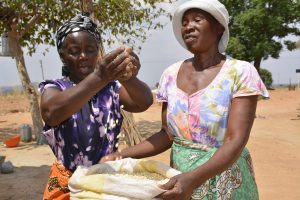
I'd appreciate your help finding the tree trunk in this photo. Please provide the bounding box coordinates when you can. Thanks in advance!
[253,57,262,73]
[80,0,95,19]
[8,31,45,144]
[80,0,105,55]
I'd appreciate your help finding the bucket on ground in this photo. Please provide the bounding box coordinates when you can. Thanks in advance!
[19,124,32,142]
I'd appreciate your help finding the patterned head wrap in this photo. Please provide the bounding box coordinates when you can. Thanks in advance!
[55,13,101,51]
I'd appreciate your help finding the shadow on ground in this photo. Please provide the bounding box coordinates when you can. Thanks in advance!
[136,120,161,139]
[0,165,50,200]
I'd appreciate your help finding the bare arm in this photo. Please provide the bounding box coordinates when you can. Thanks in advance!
[100,102,172,162]
[191,95,257,182]
[119,77,153,113]
[161,95,258,200]
[119,49,153,112]
[40,47,130,126]
[40,73,109,126]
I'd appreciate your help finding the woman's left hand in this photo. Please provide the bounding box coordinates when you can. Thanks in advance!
[158,172,198,200]
[129,50,141,77]
[118,48,141,82]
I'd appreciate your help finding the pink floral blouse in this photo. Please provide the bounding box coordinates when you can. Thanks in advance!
[156,58,269,147]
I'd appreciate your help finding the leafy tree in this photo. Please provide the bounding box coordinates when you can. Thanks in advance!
[222,0,300,71]
[0,0,174,143]
[260,68,273,88]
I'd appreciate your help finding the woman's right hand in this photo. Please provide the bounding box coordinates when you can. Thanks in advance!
[158,172,199,200]
[94,47,133,82]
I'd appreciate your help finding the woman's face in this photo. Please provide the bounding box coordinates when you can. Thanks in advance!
[60,31,99,83]
[181,8,223,54]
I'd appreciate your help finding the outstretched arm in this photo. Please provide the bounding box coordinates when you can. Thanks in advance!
[100,102,173,162]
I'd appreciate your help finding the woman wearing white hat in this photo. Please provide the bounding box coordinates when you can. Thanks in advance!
[101,0,269,199]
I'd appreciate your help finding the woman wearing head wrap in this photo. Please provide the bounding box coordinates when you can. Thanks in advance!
[39,13,153,200]
[102,0,269,199]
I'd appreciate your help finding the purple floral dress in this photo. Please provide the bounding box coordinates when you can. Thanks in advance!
[39,77,123,172]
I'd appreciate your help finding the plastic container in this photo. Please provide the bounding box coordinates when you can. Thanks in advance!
[4,135,20,148]
[20,124,32,142]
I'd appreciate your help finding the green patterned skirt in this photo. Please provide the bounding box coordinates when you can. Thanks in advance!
[171,137,259,200]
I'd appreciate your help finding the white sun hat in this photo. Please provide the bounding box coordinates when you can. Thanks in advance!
[172,0,229,53]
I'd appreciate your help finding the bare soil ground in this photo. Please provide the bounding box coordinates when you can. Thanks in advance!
[0,88,299,200]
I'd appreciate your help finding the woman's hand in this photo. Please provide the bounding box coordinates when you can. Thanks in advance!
[159,172,199,200]
[99,152,122,163]
[118,48,141,82]
[94,47,132,82]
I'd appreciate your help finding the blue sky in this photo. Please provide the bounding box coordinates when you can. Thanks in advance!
[0,1,299,88]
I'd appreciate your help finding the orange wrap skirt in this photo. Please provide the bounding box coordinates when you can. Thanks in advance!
[43,161,73,200]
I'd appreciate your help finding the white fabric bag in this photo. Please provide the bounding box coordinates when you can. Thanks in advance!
[69,158,181,200]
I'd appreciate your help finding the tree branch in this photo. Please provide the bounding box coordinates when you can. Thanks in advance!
[62,0,74,8]
[0,7,16,24]
[19,13,41,38]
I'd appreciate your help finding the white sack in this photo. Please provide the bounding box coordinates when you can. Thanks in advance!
[69,158,181,200]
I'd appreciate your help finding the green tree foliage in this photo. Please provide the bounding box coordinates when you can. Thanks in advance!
[222,0,300,71]
[0,0,174,143]
[0,0,174,55]
[260,68,273,88]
